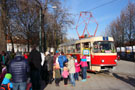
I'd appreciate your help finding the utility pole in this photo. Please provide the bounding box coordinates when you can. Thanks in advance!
[43,0,48,52]
[39,8,42,52]
[36,0,48,52]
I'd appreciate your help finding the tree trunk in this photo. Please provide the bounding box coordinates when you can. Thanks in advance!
[0,23,7,52]
[0,0,7,52]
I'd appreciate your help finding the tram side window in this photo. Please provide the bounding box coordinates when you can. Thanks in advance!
[76,44,81,53]
[64,47,66,53]
[67,46,70,53]
[70,45,75,53]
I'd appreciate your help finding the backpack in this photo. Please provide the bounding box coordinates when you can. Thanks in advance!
[63,55,68,63]
[0,84,10,90]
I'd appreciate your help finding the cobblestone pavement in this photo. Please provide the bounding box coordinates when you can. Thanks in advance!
[44,60,135,90]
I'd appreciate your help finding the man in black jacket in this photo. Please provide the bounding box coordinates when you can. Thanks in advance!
[9,52,29,90]
[28,46,42,90]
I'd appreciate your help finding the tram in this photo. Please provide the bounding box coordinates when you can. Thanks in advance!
[59,36,118,72]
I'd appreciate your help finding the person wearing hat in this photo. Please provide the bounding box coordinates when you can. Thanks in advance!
[9,52,29,90]
[1,73,13,90]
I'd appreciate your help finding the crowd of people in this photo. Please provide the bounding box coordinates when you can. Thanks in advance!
[0,46,88,90]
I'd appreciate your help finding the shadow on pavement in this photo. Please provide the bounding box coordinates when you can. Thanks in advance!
[112,73,135,87]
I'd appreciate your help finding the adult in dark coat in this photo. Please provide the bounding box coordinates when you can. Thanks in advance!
[28,47,42,90]
[9,52,29,90]
[43,52,53,84]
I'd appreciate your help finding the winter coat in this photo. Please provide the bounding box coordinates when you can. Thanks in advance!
[9,56,29,83]
[55,69,61,78]
[79,59,88,67]
[75,62,80,73]
[1,73,13,88]
[58,55,67,68]
[28,49,42,71]
[67,58,75,74]
[62,70,69,78]
[53,53,59,64]
[44,54,53,71]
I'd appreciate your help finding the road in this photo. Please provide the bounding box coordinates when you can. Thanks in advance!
[43,60,135,90]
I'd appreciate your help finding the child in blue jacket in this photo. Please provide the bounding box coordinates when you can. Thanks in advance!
[0,73,13,90]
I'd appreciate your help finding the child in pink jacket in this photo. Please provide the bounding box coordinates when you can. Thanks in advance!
[62,63,69,85]
[74,56,80,81]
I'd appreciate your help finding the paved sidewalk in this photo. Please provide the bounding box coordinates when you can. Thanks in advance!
[111,60,135,76]
[44,73,135,90]
[44,60,135,90]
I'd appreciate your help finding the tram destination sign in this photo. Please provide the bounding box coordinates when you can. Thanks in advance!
[83,49,90,55]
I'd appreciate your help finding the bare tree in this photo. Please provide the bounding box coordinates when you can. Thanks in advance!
[105,1,135,47]
[0,0,73,52]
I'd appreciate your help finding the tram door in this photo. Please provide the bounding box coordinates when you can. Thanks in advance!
[82,42,91,70]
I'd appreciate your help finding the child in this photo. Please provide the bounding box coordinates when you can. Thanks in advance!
[62,62,69,86]
[54,63,61,86]
[0,73,13,90]
[74,56,80,81]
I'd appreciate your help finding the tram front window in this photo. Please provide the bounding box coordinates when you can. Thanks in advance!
[93,41,116,53]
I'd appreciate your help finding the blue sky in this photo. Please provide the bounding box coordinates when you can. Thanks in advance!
[61,0,135,39]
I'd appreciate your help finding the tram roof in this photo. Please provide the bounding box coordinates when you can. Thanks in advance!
[59,36,114,47]
[59,40,77,46]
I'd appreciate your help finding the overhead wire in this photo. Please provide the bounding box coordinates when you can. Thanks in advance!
[70,0,120,16]
[69,0,121,30]
[87,0,120,11]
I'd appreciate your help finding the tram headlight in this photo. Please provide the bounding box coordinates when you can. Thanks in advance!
[101,60,104,63]
[115,59,117,63]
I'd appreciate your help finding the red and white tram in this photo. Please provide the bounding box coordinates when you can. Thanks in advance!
[59,36,118,72]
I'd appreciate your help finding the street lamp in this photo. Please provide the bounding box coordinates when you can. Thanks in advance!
[39,4,57,52]
[52,6,57,9]
[43,6,57,52]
